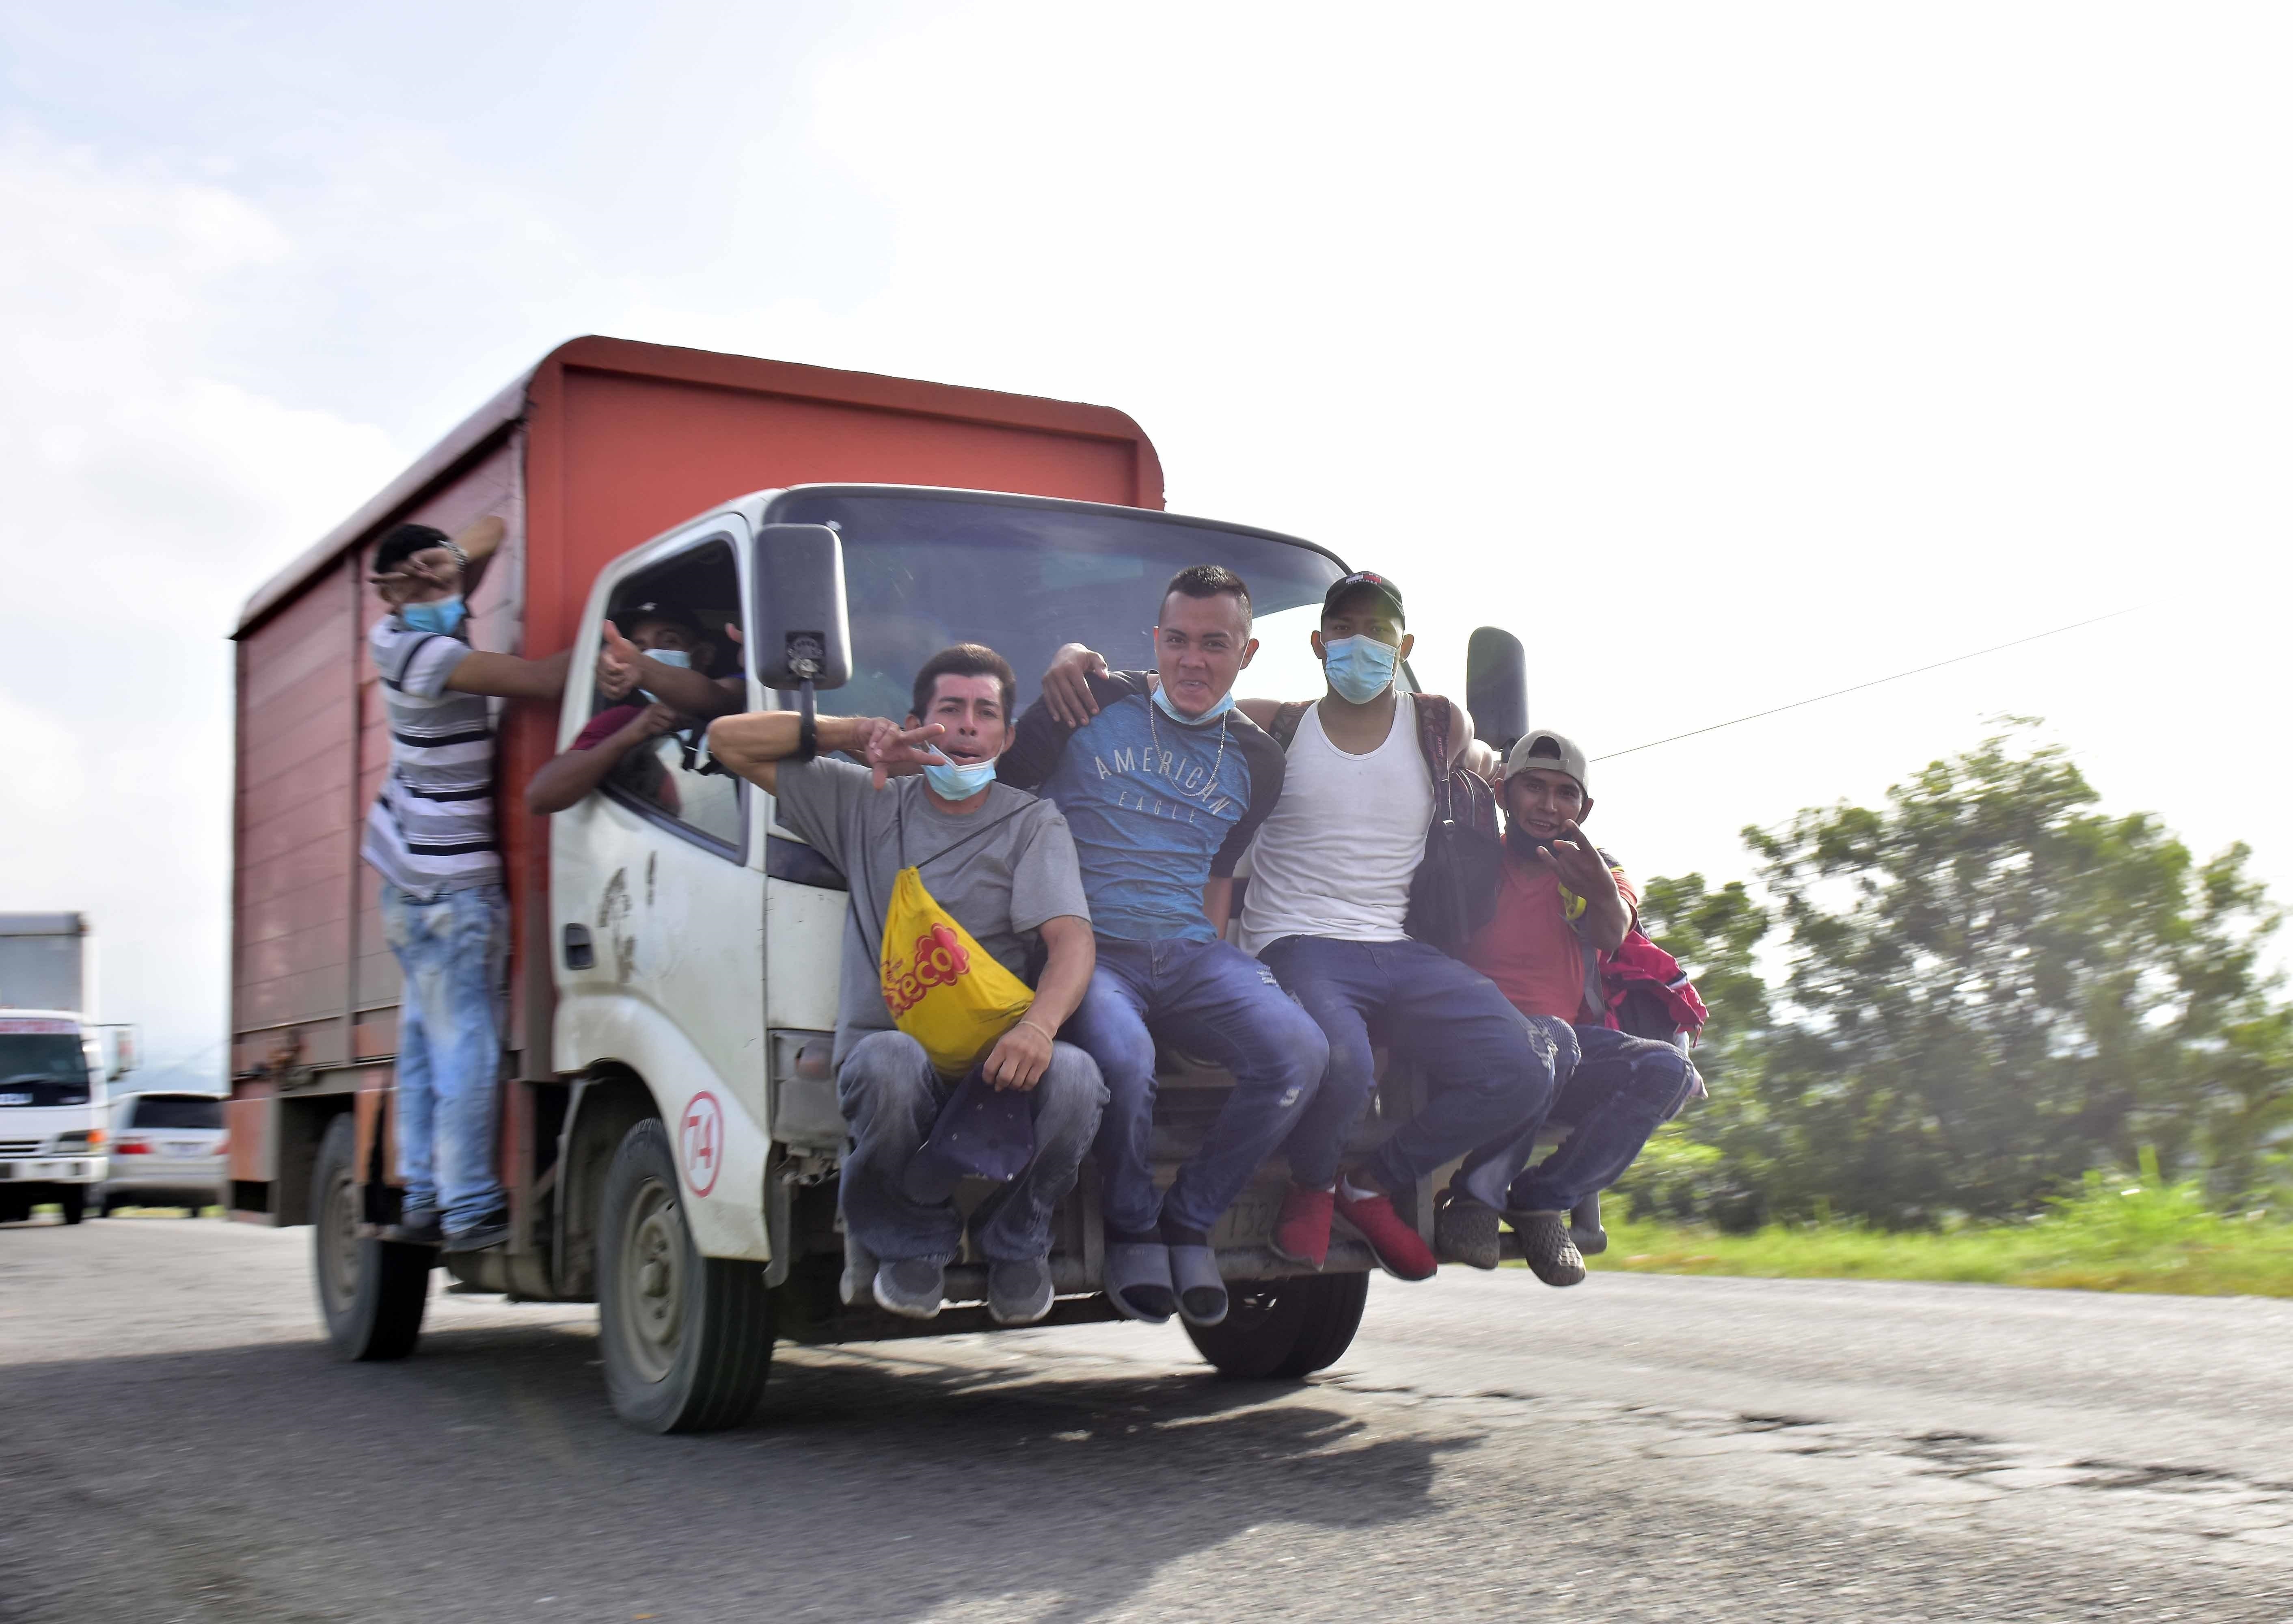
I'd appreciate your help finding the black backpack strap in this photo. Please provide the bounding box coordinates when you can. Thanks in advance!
[1269,700,1312,751]
[1414,693,1455,822]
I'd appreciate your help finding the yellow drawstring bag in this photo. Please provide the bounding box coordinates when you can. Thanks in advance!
[875,810,1035,1077]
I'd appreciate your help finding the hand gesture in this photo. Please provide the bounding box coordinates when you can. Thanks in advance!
[371,546,461,596]
[982,1019,1051,1090]
[1041,643,1108,729]
[636,701,682,739]
[1534,821,1616,899]
[857,719,947,789]
[597,619,641,702]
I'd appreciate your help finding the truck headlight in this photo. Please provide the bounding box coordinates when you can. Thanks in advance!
[53,1129,102,1152]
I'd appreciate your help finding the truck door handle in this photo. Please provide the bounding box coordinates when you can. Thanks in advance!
[562,924,594,970]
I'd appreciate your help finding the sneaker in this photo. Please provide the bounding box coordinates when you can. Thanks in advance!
[385,1207,443,1247]
[1334,1186,1437,1281]
[1508,1209,1588,1286]
[988,1257,1056,1326]
[1268,1185,1335,1270]
[872,1257,946,1320]
[1434,1189,1501,1271]
[442,1210,510,1253]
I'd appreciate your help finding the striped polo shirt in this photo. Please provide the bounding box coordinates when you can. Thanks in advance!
[359,615,500,897]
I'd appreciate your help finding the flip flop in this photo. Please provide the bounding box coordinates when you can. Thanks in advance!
[1103,1240,1176,1324]
[1168,1243,1229,1327]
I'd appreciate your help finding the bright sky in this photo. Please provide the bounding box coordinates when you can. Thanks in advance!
[3,3,2288,1086]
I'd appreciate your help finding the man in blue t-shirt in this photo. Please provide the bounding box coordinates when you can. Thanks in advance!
[999,565,1327,1329]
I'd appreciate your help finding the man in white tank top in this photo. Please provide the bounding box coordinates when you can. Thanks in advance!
[1231,573,1564,1280]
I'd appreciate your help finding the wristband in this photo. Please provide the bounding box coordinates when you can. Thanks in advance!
[441,540,468,572]
[1017,1017,1056,1044]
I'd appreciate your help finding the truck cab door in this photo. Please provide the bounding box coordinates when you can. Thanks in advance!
[548,515,769,1260]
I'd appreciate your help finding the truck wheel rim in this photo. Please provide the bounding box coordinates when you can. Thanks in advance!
[619,1177,685,1382]
[320,1170,359,1317]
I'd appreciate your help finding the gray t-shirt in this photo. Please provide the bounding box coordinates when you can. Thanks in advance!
[772,758,1091,1067]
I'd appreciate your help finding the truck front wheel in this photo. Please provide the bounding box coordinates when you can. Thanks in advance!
[55,1187,86,1225]
[596,1117,773,1434]
[1183,1270,1370,1380]
[311,1114,431,1361]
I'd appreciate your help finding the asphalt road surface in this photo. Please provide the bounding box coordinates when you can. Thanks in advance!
[5,1218,2293,1624]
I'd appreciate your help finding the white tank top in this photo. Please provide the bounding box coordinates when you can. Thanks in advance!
[1235,693,1435,957]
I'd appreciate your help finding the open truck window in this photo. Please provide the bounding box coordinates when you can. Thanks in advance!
[594,536,747,856]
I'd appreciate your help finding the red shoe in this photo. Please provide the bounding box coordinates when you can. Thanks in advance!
[1269,1185,1335,1270]
[1335,1186,1437,1281]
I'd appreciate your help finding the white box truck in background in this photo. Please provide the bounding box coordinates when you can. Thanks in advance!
[0,913,138,1226]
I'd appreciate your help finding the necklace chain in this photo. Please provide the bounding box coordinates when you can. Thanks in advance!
[1146,699,1231,804]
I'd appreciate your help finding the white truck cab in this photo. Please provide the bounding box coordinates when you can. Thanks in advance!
[0,1013,137,1225]
[312,483,1532,1434]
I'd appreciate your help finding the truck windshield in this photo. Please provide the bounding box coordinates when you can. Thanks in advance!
[0,1034,90,1106]
[764,490,1357,726]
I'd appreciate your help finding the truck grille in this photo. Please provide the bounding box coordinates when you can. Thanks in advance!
[0,1139,41,1155]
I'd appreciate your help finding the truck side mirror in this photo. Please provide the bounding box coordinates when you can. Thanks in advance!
[1466,627,1527,761]
[750,525,852,691]
[97,1023,140,1081]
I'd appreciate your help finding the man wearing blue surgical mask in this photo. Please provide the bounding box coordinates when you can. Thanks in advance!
[1226,573,1559,1282]
[1008,567,1328,1331]
[364,518,571,1256]
[524,604,741,817]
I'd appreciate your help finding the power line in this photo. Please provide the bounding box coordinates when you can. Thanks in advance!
[1591,608,2132,763]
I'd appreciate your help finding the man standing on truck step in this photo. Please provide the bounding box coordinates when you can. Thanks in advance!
[1004,566,1327,1330]
[708,644,1105,1328]
[1446,730,1694,1286]
[364,517,571,1255]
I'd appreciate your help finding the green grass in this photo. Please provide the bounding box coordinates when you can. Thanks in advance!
[1593,1158,2293,1298]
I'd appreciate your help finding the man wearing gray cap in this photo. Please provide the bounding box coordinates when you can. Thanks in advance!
[1447,728,1694,1285]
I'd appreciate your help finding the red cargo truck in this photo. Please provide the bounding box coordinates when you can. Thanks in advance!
[228,336,1528,1431]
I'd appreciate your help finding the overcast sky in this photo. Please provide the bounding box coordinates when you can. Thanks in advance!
[3,2,2288,1085]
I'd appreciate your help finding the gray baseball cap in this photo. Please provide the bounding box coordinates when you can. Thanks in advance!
[1503,728,1591,794]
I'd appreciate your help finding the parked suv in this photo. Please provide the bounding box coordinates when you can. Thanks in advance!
[99,1092,225,1216]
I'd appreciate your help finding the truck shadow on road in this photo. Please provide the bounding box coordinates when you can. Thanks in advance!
[1,1312,1482,1624]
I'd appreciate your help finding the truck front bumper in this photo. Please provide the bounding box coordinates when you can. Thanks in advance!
[0,1157,107,1186]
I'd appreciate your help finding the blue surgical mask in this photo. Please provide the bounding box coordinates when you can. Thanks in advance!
[1320,635,1399,704]
[921,752,1001,802]
[400,596,467,635]
[1151,681,1237,724]
[636,646,691,704]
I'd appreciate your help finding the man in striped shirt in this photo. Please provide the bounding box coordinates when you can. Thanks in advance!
[364,516,568,1253]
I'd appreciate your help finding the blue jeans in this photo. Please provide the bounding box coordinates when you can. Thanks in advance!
[1456,1023,1692,1212]
[1064,937,1329,1236]
[379,882,509,1231]
[1259,936,1557,1194]
[837,1030,1106,1264]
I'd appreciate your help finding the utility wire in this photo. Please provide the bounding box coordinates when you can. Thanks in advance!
[1591,608,2132,763]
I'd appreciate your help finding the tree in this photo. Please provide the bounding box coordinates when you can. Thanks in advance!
[1637,725,2291,1227]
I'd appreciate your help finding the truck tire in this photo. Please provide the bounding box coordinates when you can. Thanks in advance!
[596,1117,772,1434]
[0,1192,30,1224]
[311,1114,430,1361]
[56,1187,86,1225]
[1183,1270,1370,1381]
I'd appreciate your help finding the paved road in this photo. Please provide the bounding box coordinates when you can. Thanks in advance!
[5,1218,2293,1624]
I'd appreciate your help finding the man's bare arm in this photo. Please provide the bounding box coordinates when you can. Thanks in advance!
[445,646,572,701]
[707,711,941,795]
[525,703,679,815]
[981,914,1095,1090]
[1203,875,1237,936]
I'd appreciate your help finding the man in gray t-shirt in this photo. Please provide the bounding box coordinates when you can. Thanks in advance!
[711,644,1102,1329]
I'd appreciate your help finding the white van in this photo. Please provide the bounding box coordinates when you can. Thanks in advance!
[99,1092,226,1216]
